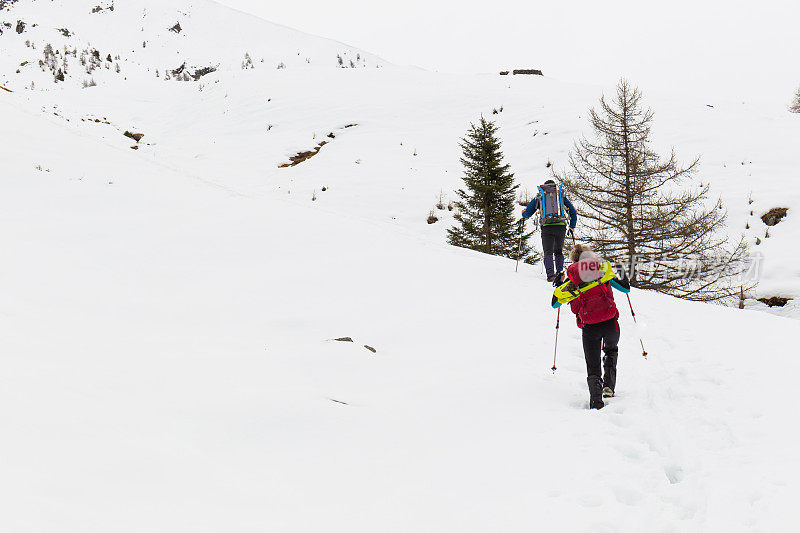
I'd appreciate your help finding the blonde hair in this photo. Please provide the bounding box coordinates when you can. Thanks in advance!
[570,244,595,263]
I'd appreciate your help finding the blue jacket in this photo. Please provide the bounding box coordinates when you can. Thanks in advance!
[522,196,578,228]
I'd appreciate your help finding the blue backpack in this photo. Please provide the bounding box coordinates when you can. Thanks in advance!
[537,182,566,225]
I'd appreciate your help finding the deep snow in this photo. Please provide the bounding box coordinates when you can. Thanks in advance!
[2,0,800,531]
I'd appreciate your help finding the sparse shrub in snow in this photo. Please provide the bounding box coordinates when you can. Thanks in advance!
[790,86,800,113]
[427,210,438,224]
[517,188,531,207]
[436,190,446,210]
[337,54,343,67]
[115,63,120,73]
[43,43,56,70]
[242,52,254,70]
[277,62,286,70]
[82,78,96,88]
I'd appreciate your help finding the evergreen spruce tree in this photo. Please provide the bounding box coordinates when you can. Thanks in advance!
[559,79,752,301]
[447,117,533,260]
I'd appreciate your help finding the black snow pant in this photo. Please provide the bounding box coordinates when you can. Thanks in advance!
[541,224,566,278]
[581,318,620,392]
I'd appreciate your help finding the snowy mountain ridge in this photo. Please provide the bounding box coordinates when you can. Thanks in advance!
[2,1,800,531]
[1,0,385,90]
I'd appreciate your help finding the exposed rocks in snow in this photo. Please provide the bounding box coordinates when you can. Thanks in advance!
[169,62,217,81]
[172,62,186,76]
[512,69,543,75]
[334,337,353,342]
[499,71,509,75]
[0,85,12,93]
[15,19,24,33]
[91,3,114,14]
[761,207,788,226]
[279,141,328,168]
[169,22,182,33]
[0,0,21,11]
[191,66,216,80]
[123,131,144,142]
[363,345,376,353]
[758,296,792,307]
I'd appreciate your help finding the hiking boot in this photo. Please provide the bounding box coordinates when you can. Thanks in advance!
[602,387,615,398]
[552,271,566,286]
[546,274,557,282]
[602,353,618,393]
[587,376,604,410]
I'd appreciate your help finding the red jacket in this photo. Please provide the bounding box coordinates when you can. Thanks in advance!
[566,258,619,329]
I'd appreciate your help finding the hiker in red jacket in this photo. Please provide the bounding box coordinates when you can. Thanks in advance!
[565,244,630,409]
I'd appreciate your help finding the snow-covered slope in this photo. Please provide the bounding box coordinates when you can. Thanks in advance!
[3,91,800,532]
[2,1,800,530]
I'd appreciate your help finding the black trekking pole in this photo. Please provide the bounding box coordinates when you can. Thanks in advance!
[626,294,648,359]
[569,228,576,247]
[552,307,560,373]
[515,219,525,273]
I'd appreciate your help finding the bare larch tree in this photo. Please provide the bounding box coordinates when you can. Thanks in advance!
[558,79,752,301]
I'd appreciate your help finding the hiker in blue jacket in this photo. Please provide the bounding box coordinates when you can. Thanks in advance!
[521,179,578,283]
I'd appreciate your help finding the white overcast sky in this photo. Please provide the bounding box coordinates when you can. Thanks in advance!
[215,0,799,104]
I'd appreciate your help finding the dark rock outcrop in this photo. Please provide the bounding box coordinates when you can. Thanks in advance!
[758,296,791,307]
[761,207,788,226]
[123,131,144,142]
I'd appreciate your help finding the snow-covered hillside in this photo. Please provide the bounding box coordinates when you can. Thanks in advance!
[2,1,800,531]
[0,0,384,90]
